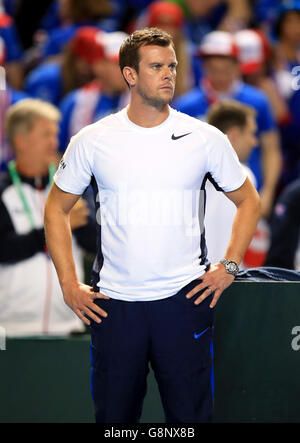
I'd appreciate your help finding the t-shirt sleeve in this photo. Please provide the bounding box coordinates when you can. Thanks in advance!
[206,131,247,192]
[54,132,93,195]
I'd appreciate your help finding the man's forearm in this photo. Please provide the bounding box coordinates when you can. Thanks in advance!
[44,185,108,325]
[224,178,261,264]
[44,205,79,290]
[224,197,261,264]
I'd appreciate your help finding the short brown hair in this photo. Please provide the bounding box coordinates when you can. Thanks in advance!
[119,27,174,82]
[207,100,256,134]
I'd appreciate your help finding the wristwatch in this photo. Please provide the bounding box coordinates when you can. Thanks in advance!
[219,258,239,277]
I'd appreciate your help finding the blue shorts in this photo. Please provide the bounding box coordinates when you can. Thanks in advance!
[90,279,214,423]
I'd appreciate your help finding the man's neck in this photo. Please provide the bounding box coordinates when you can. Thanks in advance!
[15,160,48,178]
[126,97,170,128]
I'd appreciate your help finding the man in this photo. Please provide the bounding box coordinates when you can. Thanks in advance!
[264,177,300,270]
[0,36,28,174]
[164,0,252,44]
[173,30,282,218]
[0,98,96,336]
[24,26,98,106]
[44,28,260,423]
[205,100,258,265]
[272,2,300,191]
[234,27,300,194]
[0,2,23,89]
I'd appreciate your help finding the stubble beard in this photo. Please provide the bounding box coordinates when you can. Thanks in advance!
[136,84,174,110]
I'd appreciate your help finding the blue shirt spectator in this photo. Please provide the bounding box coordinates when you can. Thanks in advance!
[59,81,129,152]
[173,80,275,191]
[0,10,22,62]
[25,62,62,105]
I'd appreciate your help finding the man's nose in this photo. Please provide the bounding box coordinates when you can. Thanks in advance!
[162,67,173,80]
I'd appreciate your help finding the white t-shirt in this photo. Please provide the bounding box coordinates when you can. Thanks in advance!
[54,106,246,301]
[204,165,256,266]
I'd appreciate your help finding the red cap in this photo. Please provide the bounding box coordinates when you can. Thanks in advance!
[147,1,184,28]
[71,27,105,64]
[71,27,127,64]
[0,12,13,28]
[0,36,5,65]
[235,29,271,75]
[199,31,239,59]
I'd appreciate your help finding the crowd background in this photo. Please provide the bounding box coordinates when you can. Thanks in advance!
[0,0,299,336]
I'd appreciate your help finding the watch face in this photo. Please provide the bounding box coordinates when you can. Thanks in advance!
[220,259,238,275]
[228,262,237,273]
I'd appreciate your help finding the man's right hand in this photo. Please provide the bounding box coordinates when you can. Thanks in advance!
[62,282,110,326]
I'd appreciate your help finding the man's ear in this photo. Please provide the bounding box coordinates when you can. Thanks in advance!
[226,126,239,147]
[122,66,137,87]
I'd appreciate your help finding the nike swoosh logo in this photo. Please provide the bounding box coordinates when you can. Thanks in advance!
[194,327,209,339]
[171,132,192,140]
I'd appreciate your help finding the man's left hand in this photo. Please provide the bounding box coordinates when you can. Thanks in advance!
[186,263,235,308]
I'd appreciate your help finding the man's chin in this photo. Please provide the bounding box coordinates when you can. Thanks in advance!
[147,93,174,108]
[160,88,175,100]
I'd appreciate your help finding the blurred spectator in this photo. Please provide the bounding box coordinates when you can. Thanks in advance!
[236,26,300,193]
[235,28,291,126]
[40,0,114,60]
[128,1,197,96]
[13,0,53,51]
[0,36,28,174]
[166,0,253,45]
[254,0,282,38]
[267,1,300,99]
[23,0,134,72]
[273,0,300,71]
[264,176,300,270]
[271,1,300,190]
[0,98,96,336]
[39,0,126,34]
[59,29,128,152]
[0,0,23,89]
[216,0,253,32]
[24,26,103,106]
[173,30,282,218]
[205,100,258,265]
